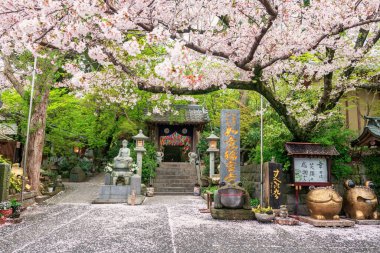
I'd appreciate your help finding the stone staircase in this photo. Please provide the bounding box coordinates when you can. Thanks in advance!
[154,162,197,195]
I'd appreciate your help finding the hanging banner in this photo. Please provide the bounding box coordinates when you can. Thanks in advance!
[160,132,192,153]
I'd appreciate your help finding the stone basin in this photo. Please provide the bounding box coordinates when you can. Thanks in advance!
[219,188,244,209]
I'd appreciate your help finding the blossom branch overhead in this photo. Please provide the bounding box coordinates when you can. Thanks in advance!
[0,1,380,139]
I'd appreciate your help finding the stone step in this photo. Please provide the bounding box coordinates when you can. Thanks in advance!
[156,167,196,171]
[155,171,197,176]
[160,162,193,167]
[154,187,194,192]
[155,192,194,195]
[153,178,196,183]
[155,174,197,180]
[154,182,196,188]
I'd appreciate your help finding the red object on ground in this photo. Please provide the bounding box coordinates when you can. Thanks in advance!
[0,209,13,218]
[0,216,6,225]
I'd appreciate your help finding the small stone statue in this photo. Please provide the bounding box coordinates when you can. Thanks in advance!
[188,152,197,164]
[114,140,133,169]
[343,180,379,220]
[156,151,164,164]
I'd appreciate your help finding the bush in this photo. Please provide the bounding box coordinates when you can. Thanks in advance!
[201,185,219,195]
[9,173,22,193]
[363,154,380,196]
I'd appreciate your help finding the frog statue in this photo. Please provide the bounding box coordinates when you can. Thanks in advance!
[343,180,379,220]
[214,182,251,210]
[306,186,343,220]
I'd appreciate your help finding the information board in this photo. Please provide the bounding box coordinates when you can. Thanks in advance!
[294,157,328,183]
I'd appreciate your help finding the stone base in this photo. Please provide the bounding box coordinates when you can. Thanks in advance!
[354,219,380,225]
[275,217,299,226]
[127,195,145,205]
[94,185,131,204]
[210,208,254,220]
[93,198,128,204]
[298,216,355,227]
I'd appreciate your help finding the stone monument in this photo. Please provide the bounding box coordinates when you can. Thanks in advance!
[94,140,144,204]
[211,110,254,220]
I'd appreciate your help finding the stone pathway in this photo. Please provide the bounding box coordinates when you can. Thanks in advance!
[1,177,380,253]
[45,173,105,205]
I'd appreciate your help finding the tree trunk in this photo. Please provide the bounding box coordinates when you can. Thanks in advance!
[25,88,50,193]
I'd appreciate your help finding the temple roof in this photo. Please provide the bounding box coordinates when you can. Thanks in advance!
[285,142,339,156]
[0,132,13,141]
[146,105,210,125]
[351,116,380,147]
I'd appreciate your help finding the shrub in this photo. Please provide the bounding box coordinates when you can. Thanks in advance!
[363,154,380,196]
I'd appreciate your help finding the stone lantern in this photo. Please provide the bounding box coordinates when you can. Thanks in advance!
[206,131,219,177]
[132,130,149,176]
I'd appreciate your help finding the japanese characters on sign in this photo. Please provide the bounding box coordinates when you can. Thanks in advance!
[267,162,284,209]
[220,110,240,183]
[294,158,328,183]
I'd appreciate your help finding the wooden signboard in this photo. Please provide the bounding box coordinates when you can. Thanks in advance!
[293,157,330,186]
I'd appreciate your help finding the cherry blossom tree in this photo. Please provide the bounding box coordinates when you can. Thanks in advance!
[1,0,380,188]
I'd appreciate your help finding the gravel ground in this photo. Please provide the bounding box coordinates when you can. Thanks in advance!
[0,175,379,253]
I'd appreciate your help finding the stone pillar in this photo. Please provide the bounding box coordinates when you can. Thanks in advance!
[0,163,10,202]
[209,152,215,177]
[136,151,143,177]
[220,110,240,183]
[130,174,141,195]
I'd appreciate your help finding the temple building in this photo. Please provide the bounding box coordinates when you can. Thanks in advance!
[146,105,209,162]
[351,116,380,148]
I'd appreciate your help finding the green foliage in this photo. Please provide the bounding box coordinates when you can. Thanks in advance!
[248,111,292,170]
[310,114,355,179]
[201,185,219,195]
[252,205,273,214]
[250,198,260,207]
[129,141,157,184]
[9,199,21,209]
[0,155,10,164]
[9,173,22,193]
[362,154,380,196]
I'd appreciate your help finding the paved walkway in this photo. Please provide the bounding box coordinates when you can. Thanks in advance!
[1,175,380,253]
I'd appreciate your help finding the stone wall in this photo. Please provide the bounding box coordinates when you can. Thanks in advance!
[240,164,260,199]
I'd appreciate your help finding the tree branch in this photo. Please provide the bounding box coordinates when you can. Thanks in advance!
[2,56,25,96]
[137,76,304,140]
[257,0,278,17]
[235,14,277,68]
[260,17,380,70]
[103,50,135,76]
[314,47,335,114]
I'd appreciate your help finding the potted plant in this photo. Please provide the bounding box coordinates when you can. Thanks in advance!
[252,205,275,223]
[48,183,54,193]
[146,184,154,197]
[0,201,12,218]
[10,199,22,219]
[0,213,6,225]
